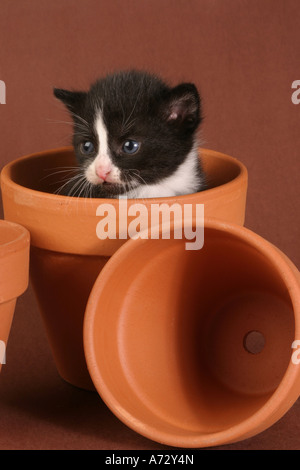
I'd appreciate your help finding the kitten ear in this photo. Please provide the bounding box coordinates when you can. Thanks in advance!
[53,88,86,112]
[163,83,201,131]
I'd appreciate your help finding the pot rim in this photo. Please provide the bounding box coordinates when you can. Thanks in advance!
[83,217,300,448]
[0,220,30,257]
[0,146,248,208]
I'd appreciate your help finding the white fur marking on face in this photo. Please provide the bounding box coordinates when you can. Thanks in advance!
[85,109,122,185]
[96,109,109,155]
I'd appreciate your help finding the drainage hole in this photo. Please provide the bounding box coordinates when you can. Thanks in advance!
[243,330,266,354]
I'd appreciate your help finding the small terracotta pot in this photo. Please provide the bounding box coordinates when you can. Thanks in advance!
[0,220,30,372]
[84,218,300,448]
[0,146,247,389]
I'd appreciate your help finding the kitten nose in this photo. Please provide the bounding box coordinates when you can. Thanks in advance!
[96,167,111,181]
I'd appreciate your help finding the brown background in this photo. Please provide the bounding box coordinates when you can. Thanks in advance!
[0,0,299,450]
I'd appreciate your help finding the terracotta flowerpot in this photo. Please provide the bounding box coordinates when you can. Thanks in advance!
[0,220,30,372]
[0,146,247,389]
[84,218,300,448]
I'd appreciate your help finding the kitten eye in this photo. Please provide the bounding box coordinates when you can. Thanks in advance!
[80,141,95,155]
[122,140,140,155]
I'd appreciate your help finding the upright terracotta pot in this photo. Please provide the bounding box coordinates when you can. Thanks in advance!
[0,220,30,372]
[0,146,247,389]
[84,218,300,448]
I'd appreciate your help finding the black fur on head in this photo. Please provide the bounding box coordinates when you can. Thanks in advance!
[54,70,203,197]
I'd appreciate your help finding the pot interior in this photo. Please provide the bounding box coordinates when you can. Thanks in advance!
[87,225,296,439]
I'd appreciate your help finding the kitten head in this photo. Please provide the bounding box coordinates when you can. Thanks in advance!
[54,70,202,198]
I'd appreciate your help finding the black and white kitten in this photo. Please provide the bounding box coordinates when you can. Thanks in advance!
[54,70,206,198]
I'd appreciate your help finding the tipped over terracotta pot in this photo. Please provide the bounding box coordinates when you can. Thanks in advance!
[0,146,247,389]
[84,218,300,448]
[0,220,30,372]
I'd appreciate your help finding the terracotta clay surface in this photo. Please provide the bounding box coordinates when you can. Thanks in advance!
[0,147,247,255]
[0,0,299,450]
[0,220,30,372]
[1,147,247,390]
[84,219,300,448]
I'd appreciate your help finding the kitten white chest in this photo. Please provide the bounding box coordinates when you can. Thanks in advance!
[123,146,203,199]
